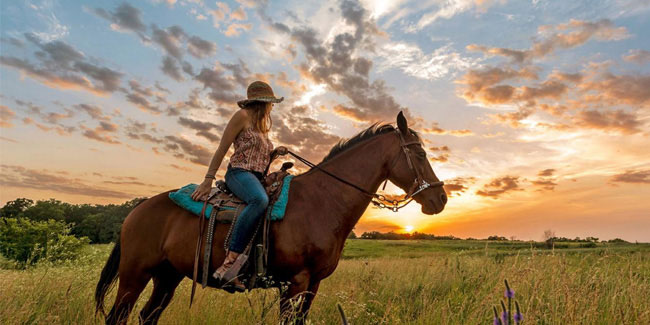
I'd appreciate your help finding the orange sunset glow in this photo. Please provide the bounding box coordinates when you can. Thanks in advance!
[1,1,649,242]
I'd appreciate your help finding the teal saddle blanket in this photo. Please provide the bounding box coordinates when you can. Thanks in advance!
[168,175,293,221]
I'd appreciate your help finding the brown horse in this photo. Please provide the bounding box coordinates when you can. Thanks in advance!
[95,112,447,324]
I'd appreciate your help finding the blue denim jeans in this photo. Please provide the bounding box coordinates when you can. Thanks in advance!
[225,165,269,253]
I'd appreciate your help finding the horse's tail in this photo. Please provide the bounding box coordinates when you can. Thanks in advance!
[95,240,120,316]
[94,198,147,316]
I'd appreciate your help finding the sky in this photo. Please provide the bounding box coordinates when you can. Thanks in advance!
[1,0,649,242]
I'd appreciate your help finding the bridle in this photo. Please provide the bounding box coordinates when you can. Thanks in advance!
[285,128,444,212]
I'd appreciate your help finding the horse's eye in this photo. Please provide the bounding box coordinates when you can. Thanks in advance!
[417,151,426,159]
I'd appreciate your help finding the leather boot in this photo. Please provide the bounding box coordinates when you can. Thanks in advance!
[213,250,245,292]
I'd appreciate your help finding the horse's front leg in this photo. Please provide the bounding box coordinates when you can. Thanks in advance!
[279,271,319,325]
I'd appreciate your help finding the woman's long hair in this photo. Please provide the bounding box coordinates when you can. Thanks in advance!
[243,101,272,133]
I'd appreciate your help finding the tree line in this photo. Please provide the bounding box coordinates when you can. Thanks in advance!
[1,197,145,244]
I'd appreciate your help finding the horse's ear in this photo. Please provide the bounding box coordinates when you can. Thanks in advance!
[397,111,408,135]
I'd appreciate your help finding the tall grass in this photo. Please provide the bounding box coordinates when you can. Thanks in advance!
[1,241,648,324]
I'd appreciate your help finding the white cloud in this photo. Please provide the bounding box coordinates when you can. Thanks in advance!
[377,42,481,80]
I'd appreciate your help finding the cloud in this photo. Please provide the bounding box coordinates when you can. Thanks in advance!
[623,49,650,64]
[260,0,413,123]
[224,23,253,37]
[531,179,558,191]
[92,3,148,40]
[273,112,341,163]
[231,6,247,20]
[208,2,231,27]
[467,19,629,63]
[14,99,75,125]
[538,168,555,177]
[0,164,134,199]
[476,176,522,198]
[456,66,538,104]
[419,122,474,136]
[611,170,650,184]
[125,92,161,114]
[155,81,171,94]
[187,36,217,58]
[81,122,121,144]
[575,109,642,134]
[0,36,123,95]
[170,163,193,172]
[163,135,213,165]
[580,73,650,108]
[151,25,185,59]
[74,103,111,121]
[194,66,240,104]
[1,37,25,48]
[408,0,503,32]
[161,55,184,81]
[178,116,223,141]
[0,105,16,127]
[443,176,476,197]
[378,42,480,80]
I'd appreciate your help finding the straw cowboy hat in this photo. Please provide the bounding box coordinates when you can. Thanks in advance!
[237,81,284,108]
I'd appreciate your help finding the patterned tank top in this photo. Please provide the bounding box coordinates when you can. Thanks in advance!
[229,126,274,174]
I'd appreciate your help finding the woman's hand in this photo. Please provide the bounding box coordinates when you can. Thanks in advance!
[191,179,212,201]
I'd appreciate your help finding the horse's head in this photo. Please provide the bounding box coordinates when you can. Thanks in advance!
[386,112,447,215]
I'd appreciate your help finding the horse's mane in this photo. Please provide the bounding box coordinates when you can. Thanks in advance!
[319,122,422,164]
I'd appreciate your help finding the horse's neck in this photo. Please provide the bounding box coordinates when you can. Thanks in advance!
[296,134,394,239]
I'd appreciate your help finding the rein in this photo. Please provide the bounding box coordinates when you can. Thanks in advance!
[285,129,444,212]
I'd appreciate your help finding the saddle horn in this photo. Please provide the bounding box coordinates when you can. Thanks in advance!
[281,162,293,171]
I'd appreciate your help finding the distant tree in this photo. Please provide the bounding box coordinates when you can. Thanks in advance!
[347,231,357,239]
[543,229,555,241]
[0,198,34,218]
[21,199,66,222]
[488,235,508,241]
[543,229,556,249]
[607,238,628,243]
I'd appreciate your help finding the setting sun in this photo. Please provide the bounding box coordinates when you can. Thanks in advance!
[404,225,414,233]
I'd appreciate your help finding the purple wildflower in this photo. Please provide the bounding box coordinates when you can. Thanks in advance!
[493,306,502,325]
[504,279,515,298]
[501,311,509,325]
[514,301,523,324]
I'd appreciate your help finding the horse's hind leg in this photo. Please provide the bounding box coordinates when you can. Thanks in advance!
[106,270,151,325]
[139,262,183,325]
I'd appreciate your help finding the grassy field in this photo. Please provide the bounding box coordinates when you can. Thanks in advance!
[1,240,649,324]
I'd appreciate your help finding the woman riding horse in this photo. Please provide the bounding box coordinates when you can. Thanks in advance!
[190,80,288,291]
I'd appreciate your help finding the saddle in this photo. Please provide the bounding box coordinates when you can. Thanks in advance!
[205,161,293,222]
[190,162,294,304]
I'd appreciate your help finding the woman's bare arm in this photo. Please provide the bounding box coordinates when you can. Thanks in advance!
[191,109,248,200]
